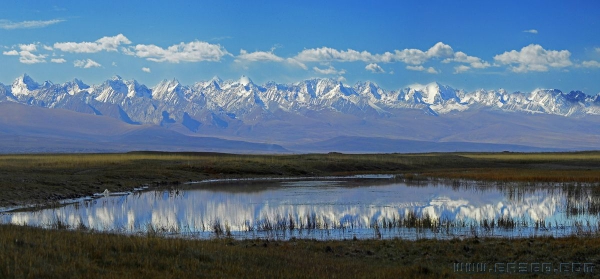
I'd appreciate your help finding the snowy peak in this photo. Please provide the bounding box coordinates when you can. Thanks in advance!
[62,78,90,95]
[126,80,151,99]
[152,79,186,102]
[239,75,252,87]
[94,77,152,102]
[11,74,40,96]
[198,76,223,90]
[72,78,89,89]
[408,82,458,105]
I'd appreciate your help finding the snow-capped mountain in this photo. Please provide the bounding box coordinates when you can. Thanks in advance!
[1,74,600,152]
[5,74,600,121]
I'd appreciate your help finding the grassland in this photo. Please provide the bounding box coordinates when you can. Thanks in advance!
[1,151,600,208]
[2,151,600,278]
[2,224,600,278]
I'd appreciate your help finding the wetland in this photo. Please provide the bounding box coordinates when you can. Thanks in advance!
[2,151,600,278]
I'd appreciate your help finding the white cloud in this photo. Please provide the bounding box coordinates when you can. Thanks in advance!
[443,51,491,69]
[54,34,131,53]
[234,49,307,69]
[51,58,66,63]
[425,67,438,74]
[2,50,18,56]
[142,67,151,73]
[454,65,471,73]
[235,49,284,62]
[19,44,37,52]
[18,51,46,64]
[285,58,307,70]
[581,60,600,68]
[493,44,572,73]
[596,47,600,53]
[0,19,64,30]
[406,65,438,74]
[42,45,53,51]
[523,29,538,34]
[3,43,47,64]
[296,47,374,62]
[365,63,385,73]
[129,41,229,63]
[74,59,101,68]
[313,65,346,75]
[425,42,454,58]
[294,42,457,66]
[112,62,117,67]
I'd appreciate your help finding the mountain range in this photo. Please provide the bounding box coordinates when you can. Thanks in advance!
[1,74,599,153]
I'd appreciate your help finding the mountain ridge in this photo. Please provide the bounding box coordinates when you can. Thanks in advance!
[1,74,600,153]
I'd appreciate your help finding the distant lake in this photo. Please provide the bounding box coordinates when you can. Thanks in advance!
[2,176,599,240]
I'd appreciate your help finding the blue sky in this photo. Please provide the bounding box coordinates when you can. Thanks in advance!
[1,0,599,94]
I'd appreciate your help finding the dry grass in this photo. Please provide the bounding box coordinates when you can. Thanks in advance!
[2,224,599,278]
[1,151,600,208]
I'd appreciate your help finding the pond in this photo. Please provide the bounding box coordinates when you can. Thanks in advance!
[2,175,600,240]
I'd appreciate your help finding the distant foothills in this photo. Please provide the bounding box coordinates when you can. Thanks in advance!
[0,74,599,153]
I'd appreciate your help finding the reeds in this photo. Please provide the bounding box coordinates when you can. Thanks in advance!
[3,222,600,278]
[72,210,600,241]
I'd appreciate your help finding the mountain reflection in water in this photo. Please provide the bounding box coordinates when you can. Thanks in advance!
[3,179,600,240]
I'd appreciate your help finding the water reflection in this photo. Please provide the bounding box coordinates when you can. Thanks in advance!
[2,179,600,240]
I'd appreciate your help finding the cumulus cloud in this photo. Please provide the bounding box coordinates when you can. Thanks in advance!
[365,63,385,73]
[581,60,600,68]
[523,29,538,34]
[128,41,229,63]
[443,51,491,68]
[50,58,66,63]
[3,44,47,64]
[2,44,48,64]
[142,67,151,73]
[54,34,131,53]
[493,44,572,73]
[295,47,373,62]
[74,59,101,68]
[295,42,459,66]
[454,65,470,73]
[313,65,346,75]
[19,44,38,52]
[2,50,18,56]
[406,65,438,74]
[0,19,64,30]
[425,42,454,58]
[235,49,284,62]
[18,51,46,64]
[234,49,307,69]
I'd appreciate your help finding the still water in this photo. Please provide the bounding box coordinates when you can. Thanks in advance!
[2,176,599,240]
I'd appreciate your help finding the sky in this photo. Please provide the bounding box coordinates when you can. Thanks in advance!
[1,0,600,94]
